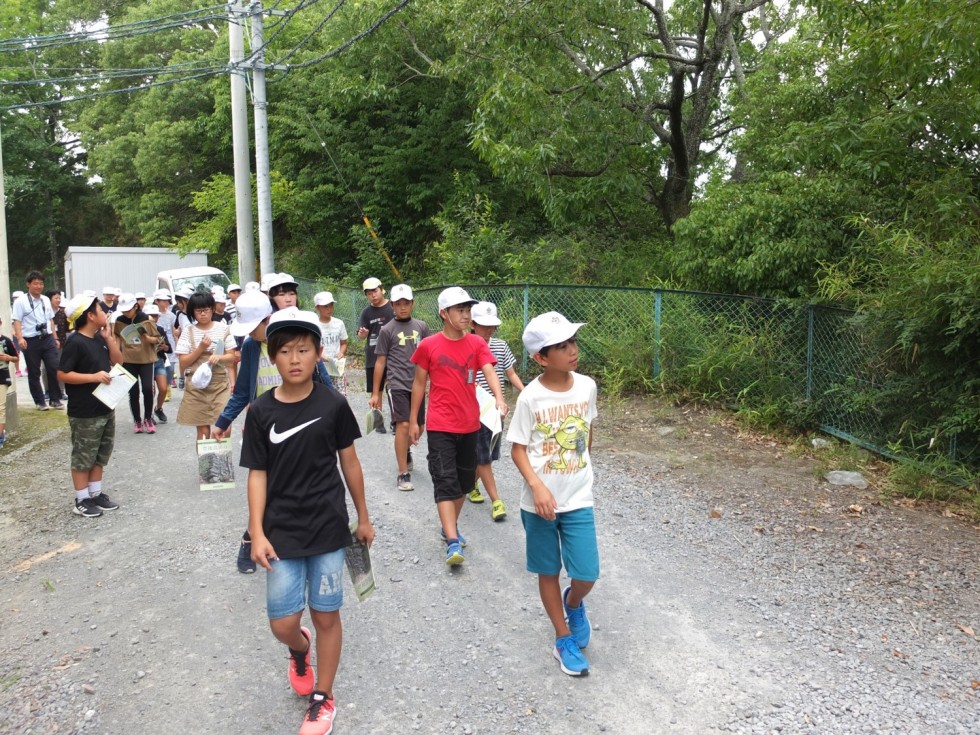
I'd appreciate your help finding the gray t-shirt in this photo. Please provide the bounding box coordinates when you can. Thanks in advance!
[373,317,430,393]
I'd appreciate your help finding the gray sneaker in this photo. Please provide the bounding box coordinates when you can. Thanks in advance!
[73,498,103,518]
[397,472,414,491]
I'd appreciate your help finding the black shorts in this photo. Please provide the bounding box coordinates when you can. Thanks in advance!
[387,387,424,425]
[365,365,386,393]
[427,430,477,503]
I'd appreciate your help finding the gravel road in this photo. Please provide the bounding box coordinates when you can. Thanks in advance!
[1,374,977,735]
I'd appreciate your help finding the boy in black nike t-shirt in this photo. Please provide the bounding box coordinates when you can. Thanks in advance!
[240,307,375,735]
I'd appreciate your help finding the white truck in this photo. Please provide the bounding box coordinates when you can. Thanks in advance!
[63,246,217,298]
[155,266,231,297]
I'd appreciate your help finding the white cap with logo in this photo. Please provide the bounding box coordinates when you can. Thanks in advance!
[266,307,323,342]
[522,311,585,355]
[314,291,336,306]
[362,277,382,291]
[437,286,477,311]
[471,301,501,326]
[390,284,414,302]
[116,293,138,312]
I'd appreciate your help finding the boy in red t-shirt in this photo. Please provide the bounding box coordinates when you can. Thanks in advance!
[409,287,508,566]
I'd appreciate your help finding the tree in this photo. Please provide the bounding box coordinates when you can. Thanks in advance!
[0,0,121,289]
[439,0,787,235]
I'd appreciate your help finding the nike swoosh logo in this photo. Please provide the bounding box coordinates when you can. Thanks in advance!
[269,418,322,444]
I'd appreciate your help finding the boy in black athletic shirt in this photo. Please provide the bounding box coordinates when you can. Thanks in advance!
[240,307,374,735]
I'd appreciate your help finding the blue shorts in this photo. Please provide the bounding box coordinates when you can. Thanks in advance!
[475,424,501,464]
[521,507,599,581]
[153,357,168,377]
[265,549,346,620]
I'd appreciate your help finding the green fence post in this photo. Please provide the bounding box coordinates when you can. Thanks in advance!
[806,304,815,402]
[653,289,662,380]
[521,283,530,375]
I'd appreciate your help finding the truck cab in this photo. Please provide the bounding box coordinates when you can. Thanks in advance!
[157,267,231,296]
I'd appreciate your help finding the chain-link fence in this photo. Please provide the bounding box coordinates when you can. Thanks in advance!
[295,279,977,474]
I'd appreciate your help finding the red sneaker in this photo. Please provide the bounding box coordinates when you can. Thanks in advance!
[288,627,314,696]
[298,692,335,735]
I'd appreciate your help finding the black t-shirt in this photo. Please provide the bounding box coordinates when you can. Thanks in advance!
[59,332,112,418]
[358,302,395,368]
[0,335,16,385]
[240,383,361,559]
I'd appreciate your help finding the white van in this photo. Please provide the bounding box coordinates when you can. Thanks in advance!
[156,266,231,296]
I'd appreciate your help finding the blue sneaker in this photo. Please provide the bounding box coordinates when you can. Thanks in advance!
[553,635,589,676]
[0,432,5,449]
[563,586,591,649]
[440,528,467,547]
[445,540,464,566]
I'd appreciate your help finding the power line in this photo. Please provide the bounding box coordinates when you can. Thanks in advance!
[0,5,232,53]
[0,0,414,109]
[270,0,412,75]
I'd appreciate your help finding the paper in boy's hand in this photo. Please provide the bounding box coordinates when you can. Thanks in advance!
[92,364,136,410]
[197,438,235,491]
[325,356,346,377]
[364,408,384,435]
[344,523,377,602]
[475,385,502,437]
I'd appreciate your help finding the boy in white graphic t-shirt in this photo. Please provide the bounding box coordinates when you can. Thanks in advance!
[507,311,598,678]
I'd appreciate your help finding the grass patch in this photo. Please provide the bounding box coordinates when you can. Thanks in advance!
[2,401,69,452]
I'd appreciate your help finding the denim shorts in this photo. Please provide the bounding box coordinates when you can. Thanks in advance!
[521,507,600,581]
[427,430,477,502]
[153,357,168,377]
[265,548,346,620]
[475,424,501,464]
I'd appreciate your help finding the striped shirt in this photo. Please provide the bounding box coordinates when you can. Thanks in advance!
[476,336,517,391]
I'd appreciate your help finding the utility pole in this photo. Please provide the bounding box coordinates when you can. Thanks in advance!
[248,0,275,277]
[228,3,256,285]
[0,121,18,430]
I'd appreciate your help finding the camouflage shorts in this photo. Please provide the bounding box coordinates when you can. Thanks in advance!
[69,413,115,471]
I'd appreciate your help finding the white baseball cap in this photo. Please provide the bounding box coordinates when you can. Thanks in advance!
[153,289,173,302]
[437,286,477,311]
[313,291,336,306]
[390,284,413,302]
[266,272,298,293]
[143,304,160,316]
[135,292,146,299]
[362,277,382,291]
[227,283,242,293]
[176,285,195,299]
[266,307,322,343]
[244,281,260,292]
[213,291,227,304]
[522,311,585,355]
[229,288,274,337]
[65,293,98,327]
[102,285,114,295]
[471,301,501,326]
[111,287,123,296]
[12,290,24,299]
[116,293,138,312]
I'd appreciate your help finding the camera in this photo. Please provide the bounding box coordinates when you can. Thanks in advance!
[36,325,47,337]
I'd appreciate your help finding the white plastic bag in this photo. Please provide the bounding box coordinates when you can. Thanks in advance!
[191,363,213,389]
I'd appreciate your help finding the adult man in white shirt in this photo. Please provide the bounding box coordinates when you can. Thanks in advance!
[11,270,65,410]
